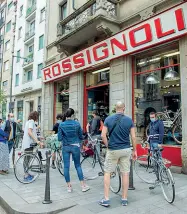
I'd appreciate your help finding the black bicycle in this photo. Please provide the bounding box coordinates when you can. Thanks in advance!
[134,135,175,203]
[81,134,121,194]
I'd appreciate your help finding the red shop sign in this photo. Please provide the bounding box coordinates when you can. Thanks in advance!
[43,2,187,83]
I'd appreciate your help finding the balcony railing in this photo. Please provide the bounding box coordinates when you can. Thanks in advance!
[57,0,117,37]
[23,53,34,67]
[26,2,36,17]
[25,29,35,41]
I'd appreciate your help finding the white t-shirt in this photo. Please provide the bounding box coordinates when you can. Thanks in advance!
[22,119,37,150]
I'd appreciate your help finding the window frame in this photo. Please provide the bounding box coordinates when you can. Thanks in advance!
[60,1,67,20]
[38,35,44,50]
[2,80,8,87]
[18,27,22,39]
[17,50,21,62]
[20,5,23,17]
[27,70,33,82]
[8,1,13,12]
[37,63,43,78]
[4,60,9,71]
[40,7,45,22]
[6,21,11,33]
[5,40,10,51]
[15,74,19,86]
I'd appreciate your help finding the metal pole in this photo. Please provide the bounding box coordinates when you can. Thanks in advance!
[9,54,14,113]
[43,150,52,204]
[129,158,135,190]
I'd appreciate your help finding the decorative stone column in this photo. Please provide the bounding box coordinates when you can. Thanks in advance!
[110,56,132,117]
[179,35,187,174]
[69,72,84,126]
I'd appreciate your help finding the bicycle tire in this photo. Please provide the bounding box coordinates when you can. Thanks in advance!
[14,153,41,184]
[110,165,121,194]
[134,155,157,184]
[95,147,105,173]
[160,167,175,203]
[56,150,64,176]
[172,115,182,144]
[81,156,98,180]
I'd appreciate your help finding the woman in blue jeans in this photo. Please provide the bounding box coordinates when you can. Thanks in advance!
[58,108,90,193]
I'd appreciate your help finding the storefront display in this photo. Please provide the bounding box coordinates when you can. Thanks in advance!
[17,100,23,121]
[54,79,69,121]
[134,46,182,145]
[84,68,109,125]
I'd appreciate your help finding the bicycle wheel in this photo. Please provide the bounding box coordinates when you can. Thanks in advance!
[14,153,41,184]
[134,155,157,184]
[97,145,106,173]
[110,165,121,194]
[172,115,182,144]
[160,167,175,203]
[56,150,64,176]
[81,155,98,180]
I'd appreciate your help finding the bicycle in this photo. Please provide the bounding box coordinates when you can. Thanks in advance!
[81,134,121,194]
[134,135,175,203]
[14,140,63,184]
[146,107,182,144]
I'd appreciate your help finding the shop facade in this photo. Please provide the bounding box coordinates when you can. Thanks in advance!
[42,2,187,167]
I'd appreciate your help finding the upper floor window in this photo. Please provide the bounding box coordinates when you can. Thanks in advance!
[40,8,45,22]
[15,74,19,86]
[26,70,33,82]
[6,21,11,33]
[18,27,22,39]
[39,35,44,50]
[0,10,5,19]
[30,20,35,33]
[5,40,10,51]
[2,80,8,88]
[20,5,23,17]
[60,2,67,20]
[8,1,13,12]
[4,60,9,71]
[17,50,21,62]
[37,63,43,78]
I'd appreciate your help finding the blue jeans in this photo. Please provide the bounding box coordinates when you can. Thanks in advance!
[150,142,162,159]
[8,140,14,153]
[62,145,84,183]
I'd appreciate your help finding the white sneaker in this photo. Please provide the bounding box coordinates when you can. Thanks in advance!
[82,185,90,192]
[67,186,73,193]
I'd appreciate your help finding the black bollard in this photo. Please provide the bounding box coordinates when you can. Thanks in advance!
[129,157,135,190]
[43,150,52,204]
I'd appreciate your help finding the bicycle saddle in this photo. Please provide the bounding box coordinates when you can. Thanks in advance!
[154,147,164,152]
[30,143,37,148]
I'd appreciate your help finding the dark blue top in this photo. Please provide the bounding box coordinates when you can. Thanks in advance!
[104,113,134,150]
[0,129,9,143]
[148,120,164,144]
[58,120,83,146]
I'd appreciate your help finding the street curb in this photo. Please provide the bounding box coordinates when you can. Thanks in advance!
[0,195,76,214]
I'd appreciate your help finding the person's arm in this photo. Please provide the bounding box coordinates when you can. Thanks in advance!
[58,125,63,141]
[101,125,108,147]
[158,121,164,144]
[28,120,40,145]
[86,123,90,133]
[130,127,137,160]
[0,129,9,138]
[91,119,97,135]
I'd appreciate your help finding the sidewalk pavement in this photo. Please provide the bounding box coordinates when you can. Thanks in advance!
[0,150,187,214]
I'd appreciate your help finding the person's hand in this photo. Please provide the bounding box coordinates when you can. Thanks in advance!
[132,150,137,161]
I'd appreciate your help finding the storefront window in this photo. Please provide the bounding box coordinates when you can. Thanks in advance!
[134,48,182,145]
[85,68,110,123]
[54,79,69,119]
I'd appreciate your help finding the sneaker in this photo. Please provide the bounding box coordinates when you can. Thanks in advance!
[67,186,73,193]
[82,185,90,192]
[51,164,56,169]
[121,199,128,206]
[24,175,34,182]
[99,198,110,207]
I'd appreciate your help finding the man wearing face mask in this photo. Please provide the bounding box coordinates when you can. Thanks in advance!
[4,113,17,153]
[148,112,164,157]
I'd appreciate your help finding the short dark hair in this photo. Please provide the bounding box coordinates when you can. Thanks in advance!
[28,111,39,121]
[56,114,63,120]
[92,110,99,116]
[65,108,75,118]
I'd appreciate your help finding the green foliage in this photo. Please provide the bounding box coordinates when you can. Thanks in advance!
[0,90,6,104]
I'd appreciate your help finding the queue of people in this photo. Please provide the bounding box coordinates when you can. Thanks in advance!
[0,100,164,208]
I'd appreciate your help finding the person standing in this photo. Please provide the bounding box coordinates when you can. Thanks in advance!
[51,114,64,169]
[4,113,16,153]
[0,120,9,175]
[58,108,90,193]
[100,101,137,207]
[22,111,43,181]
[148,112,164,156]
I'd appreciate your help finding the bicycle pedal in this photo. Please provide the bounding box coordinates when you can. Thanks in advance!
[98,172,104,176]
